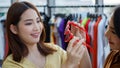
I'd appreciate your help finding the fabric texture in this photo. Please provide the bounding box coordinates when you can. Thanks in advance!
[104,50,120,68]
[97,15,107,68]
[2,43,67,68]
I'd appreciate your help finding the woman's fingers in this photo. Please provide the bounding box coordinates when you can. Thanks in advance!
[67,36,86,55]
[66,37,87,66]
[71,39,84,52]
[71,39,85,59]
[67,37,75,52]
[70,22,86,39]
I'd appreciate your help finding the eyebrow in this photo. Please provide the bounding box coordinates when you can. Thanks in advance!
[36,17,40,20]
[24,19,33,22]
[24,17,40,22]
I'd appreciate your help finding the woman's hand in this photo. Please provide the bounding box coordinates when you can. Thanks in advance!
[64,37,92,68]
[66,37,86,68]
[62,22,92,68]
[71,23,86,41]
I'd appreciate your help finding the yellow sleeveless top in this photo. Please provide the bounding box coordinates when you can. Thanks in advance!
[2,43,67,68]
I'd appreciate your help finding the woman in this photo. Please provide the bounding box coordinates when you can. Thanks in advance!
[2,1,91,68]
[104,6,120,68]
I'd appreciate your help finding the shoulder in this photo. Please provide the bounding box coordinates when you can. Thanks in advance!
[104,50,120,68]
[2,54,36,68]
[2,55,22,68]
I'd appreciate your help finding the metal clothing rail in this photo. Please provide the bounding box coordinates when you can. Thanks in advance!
[36,5,47,12]
[0,6,9,8]
[0,5,47,13]
[0,5,116,9]
[47,5,116,17]
[48,5,116,8]
[0,5,47,8]
[0,5,116,17]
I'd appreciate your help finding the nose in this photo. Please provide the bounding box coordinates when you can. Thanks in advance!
[33,23,39,31]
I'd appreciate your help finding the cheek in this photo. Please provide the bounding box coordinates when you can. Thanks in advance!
[40,23,44,31]
[19,27,32,34]
[116,39,120,44]
[17,25,32,38]
[40,23,43,29]
[114,37,120,45]
[17,27,33,44]
[114,39,120,50]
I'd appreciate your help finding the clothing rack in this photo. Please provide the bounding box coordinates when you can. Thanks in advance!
[0,5,47,13]
[0,5,116,17]
[0,6,9,8]
[36,5,47,12]
[46,5,116,17]
[49,5,116,8]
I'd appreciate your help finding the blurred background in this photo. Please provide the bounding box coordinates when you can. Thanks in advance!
[0,0,120,68]
[0,0,119,17]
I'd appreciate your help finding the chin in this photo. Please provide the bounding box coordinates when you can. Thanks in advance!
[30,40,39,44]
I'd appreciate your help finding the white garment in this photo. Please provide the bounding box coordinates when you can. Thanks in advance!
[0,22,5,60]
[104,43,110,59]
[104,18,110,60]
[97,15,109,68]
[54,17,62,47]
[89,20,96,46]
[0,15,6,60]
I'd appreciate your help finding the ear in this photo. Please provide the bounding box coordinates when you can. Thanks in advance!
[10,24,18,34]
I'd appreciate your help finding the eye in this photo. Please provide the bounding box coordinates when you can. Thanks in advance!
[105,25,108,29]
[111,31,116,34]
[37,20,40,23]
[25,22,32,25]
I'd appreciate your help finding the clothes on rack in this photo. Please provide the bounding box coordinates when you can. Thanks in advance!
[97,14,107,68]
[49,13,109,68]
[40,12,51,42]
[0,15,6,60]
[0,11,110,68]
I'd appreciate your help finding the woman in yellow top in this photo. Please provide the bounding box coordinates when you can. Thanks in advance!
[2,1,92,68]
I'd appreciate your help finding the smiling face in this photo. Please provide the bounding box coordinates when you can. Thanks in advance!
[10,8,43,46]
[105,15,120,50]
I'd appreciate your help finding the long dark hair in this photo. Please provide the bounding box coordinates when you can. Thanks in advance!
[113,6,120,38]
[5,1,56,62]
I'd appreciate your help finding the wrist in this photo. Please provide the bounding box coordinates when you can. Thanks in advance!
[62,61,78,68]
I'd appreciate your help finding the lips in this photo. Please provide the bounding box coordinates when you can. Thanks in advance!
[31,33,40,38]
[109,41,114,44]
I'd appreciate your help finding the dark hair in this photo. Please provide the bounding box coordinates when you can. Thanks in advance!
[5,1,56,62]
[113,6,120,38]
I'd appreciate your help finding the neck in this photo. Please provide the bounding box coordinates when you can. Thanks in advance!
[26,44,38,54]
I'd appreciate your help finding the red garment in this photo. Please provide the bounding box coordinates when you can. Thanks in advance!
[85,18,91,45]
[79,19,82,24]
[93,16,102,68]
[85,18,91,32]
